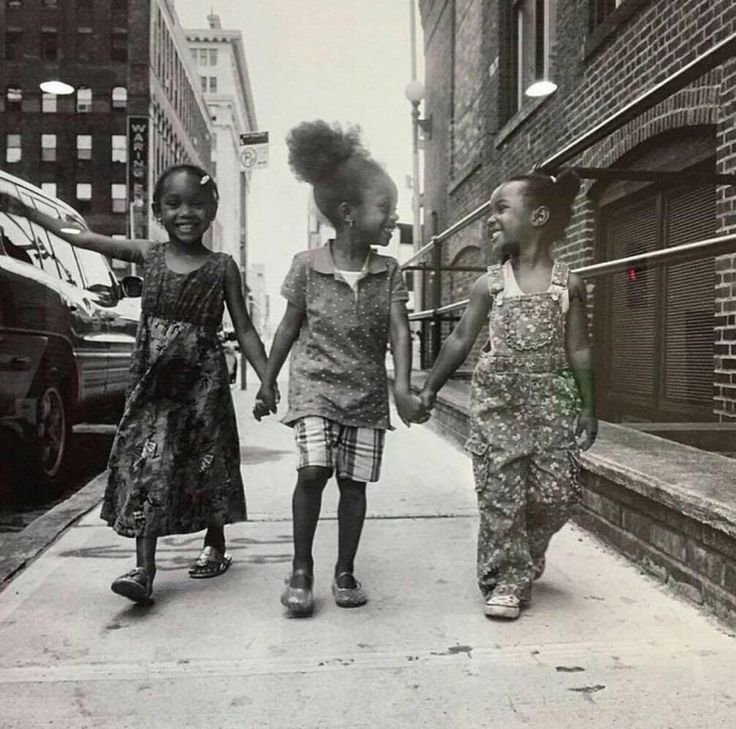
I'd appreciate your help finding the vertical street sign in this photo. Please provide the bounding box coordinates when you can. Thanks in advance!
[128,116,149,238]
[239,131,269,169]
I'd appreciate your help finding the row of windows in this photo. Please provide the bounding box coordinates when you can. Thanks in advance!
[30,183,128,213]
[6,0,127,10]
[5,134,128,164]
[5,28,128,62]
[4,86,127,112]
[191,48,218,67]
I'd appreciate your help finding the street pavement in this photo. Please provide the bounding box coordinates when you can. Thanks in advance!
[0,382,734,728]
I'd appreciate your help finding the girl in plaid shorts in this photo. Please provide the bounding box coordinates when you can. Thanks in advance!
[254,121,425,617]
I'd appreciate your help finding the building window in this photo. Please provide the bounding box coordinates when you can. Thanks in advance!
[209,49,217,66]
[76,0,92,9]
[7,1,22,9]
[198,48,209,65]
[111,86,127,109]
[76,87,92,112]
[76,27,93,60]
[111,135,127,163]
[111,30,127,61]
[201,76,207,93]
[41,91,57,112]
[41,182,57,197]
[512,0,557,114]
[40,28,58,61]
[6,134,21,163]
[6,86,22,112]
[111,0,127,11]
[208,76,217,93]
[5,30,22,60]
[42,0,58,7]
[76,183,92,210]
[76,134,92,160]
[590,0,625,28]
[111,183,127,213]
[41,134,57,162]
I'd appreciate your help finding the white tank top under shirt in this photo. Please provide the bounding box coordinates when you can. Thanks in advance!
[336,258,369,294]
[502,259,569,314]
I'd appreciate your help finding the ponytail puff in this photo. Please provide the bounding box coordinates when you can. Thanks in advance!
[287,120,367,184]
[286,119,386,227]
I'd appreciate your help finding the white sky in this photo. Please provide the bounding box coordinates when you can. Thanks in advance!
[173,0,423,322]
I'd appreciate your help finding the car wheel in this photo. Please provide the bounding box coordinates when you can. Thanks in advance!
[36,383,70,481]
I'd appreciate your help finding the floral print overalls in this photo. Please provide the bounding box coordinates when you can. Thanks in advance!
[465,260,581,598]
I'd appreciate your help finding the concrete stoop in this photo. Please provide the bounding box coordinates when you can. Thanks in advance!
[413,374,736,629]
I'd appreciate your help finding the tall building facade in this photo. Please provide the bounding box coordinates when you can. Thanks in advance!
[185,13,256,270]
[418,0,736,425]
[0,0,212,276]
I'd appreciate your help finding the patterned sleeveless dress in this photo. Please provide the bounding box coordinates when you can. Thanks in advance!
[101,242,247,537]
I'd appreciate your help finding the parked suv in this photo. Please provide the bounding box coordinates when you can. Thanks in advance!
[0,169,141,497]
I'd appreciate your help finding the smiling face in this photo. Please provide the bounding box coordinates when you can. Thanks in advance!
[155,170,217,245]
[486,180,548,254]
[351,173,399,247]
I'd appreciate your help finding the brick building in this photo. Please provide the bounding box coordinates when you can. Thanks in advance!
[0,0,212,276]
[418,0,736,426]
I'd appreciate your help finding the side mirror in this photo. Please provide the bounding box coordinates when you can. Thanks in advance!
[120,275,143,298]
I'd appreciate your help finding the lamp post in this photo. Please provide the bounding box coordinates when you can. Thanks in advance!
[404,78,425,255]
[39,80,74,95]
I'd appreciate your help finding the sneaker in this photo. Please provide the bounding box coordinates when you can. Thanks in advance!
[484,584,523,620]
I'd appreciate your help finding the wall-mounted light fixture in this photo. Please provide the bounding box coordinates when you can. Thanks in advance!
[525,79,558,98]
[39,80,75,95]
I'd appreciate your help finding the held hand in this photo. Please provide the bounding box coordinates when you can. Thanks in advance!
[576,412,598,450]
[253,382,278,421]
[419,388,436,414]
[395,390,430,427]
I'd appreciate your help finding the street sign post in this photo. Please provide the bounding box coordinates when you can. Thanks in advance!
[239,131,269,169]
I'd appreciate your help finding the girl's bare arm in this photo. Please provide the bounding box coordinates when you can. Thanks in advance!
[566,273,598,448]
[0,192,150,263]
[261,302,305,387]
[389,300,425,424]
[421,274,491,402]
[223,257,268,381]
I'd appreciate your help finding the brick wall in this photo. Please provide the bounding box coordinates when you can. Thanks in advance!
[419,0,736,418]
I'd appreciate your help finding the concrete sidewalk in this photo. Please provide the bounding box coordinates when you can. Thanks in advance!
[0,384,734,728]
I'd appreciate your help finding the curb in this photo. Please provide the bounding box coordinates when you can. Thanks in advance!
[0,470,107,590]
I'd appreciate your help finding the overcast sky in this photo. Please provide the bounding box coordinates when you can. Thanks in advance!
[173,0,423,323]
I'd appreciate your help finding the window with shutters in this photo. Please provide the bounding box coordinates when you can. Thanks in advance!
[596,158,716,424]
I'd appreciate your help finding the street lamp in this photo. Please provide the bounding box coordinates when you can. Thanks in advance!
[404,78,426,254]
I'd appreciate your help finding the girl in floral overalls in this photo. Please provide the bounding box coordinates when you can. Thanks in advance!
[419,169,598,620]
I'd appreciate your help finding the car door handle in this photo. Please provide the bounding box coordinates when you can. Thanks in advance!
[10,356,32,371]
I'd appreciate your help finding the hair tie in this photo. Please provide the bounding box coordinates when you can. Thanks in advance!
[549,174,557,184]
[200,174,211,185]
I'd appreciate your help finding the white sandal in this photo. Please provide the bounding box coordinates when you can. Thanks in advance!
[484,584,525,620]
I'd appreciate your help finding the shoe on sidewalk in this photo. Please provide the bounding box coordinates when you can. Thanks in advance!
[280,571,314,617]
[332,572,367,608]
[484,584,527,620]
[111,567,153,605]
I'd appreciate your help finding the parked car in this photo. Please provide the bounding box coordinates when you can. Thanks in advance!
[0,169,142,498]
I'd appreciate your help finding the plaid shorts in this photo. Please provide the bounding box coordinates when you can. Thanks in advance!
[293,417,386,483]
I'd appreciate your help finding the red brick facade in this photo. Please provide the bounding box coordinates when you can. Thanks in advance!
[418,0,736,422]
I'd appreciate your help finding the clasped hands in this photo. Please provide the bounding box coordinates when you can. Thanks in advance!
[253,382,280,421]
[394,386,435,427]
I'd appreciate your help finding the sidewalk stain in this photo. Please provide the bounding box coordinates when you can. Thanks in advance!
[240,446,291,464]
[556,665,586,672]
[431,644,473,658]
[568,685,606,694]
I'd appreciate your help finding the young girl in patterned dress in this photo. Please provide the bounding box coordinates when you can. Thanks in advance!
[419,170,598,620]
[254,121,426,617]
[1,165,276,604]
